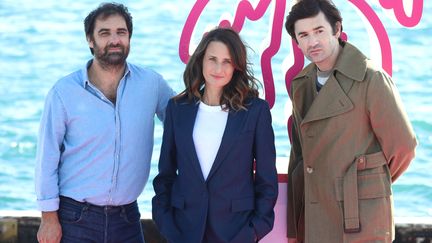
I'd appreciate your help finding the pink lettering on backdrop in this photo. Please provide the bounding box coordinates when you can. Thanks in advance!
[180,0,286,108]
[379,0,424,27]
[179,0,424,143]
[349,0,393,75]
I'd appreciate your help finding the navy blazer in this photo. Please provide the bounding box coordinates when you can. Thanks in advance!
[152,96,278,243]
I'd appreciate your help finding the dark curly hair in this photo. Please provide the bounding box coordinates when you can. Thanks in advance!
[177,27,260,111]
[84,2,133,54]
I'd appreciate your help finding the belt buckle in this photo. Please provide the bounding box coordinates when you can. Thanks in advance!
[344,222,361,233]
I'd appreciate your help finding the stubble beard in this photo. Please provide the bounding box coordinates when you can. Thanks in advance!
[94,43,130,70]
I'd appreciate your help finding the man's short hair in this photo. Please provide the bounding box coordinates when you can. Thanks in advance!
[84,2,133,40]
[285,0,343,43]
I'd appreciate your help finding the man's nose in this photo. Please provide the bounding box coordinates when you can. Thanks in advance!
[308,34,318,46]
[110,34,121,45]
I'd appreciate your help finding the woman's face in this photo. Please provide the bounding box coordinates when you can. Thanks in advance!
[202,41,235,92]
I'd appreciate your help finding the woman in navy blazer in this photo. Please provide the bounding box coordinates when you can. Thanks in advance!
[152,27,278,243]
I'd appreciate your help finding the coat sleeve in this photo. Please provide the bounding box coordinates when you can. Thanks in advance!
[152,99,181,240]
[250,101,278,240]
[366,70,417,182]
[286,109,305,240]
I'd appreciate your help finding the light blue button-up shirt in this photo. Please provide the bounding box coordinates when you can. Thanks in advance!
[35,60,174,211]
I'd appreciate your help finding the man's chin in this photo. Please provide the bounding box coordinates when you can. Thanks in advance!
[108,58,126,65]
[100,54,127,66]
[307,56,323,64]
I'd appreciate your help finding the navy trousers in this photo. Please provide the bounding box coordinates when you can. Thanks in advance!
[59,196,145,243]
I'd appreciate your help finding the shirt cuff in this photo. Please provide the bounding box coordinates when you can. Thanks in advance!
[37,197,60,212]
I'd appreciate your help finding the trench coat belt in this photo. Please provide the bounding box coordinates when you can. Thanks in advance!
[343,151,387,233]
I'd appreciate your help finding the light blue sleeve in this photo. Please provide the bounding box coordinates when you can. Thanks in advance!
[155,74,175,122]
[34,87,67,211]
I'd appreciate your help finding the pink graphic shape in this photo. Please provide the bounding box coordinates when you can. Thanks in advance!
[349,0,393,75]
[379,0,424,27]
[227,0,286,108]
[179,0,209,64]
[179,0,287,108]
[180,1,424,163]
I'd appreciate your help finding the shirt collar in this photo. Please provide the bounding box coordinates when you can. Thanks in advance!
[81,59,131,87]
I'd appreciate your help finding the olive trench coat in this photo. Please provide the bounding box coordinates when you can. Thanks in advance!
[287,42,417,243]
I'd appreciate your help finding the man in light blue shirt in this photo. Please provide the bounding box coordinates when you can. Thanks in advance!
[35,3,174,243]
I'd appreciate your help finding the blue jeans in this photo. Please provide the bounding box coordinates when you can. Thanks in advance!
[59,196,145,243]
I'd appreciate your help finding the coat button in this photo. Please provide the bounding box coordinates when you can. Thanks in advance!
[306,166,314,174]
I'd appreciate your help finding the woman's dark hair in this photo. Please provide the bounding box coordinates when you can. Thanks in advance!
[178,27,260,111]
[84,2,133,54]
[285,0,343,43]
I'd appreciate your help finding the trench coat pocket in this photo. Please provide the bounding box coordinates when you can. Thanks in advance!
[335,151,391,201]
[335,172,391,201]
[231,196,255,212]
[335,152,392,233]
[171,195,185,209]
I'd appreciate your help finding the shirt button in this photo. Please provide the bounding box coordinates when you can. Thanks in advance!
[306,166,314,174]
[359,157,365,164]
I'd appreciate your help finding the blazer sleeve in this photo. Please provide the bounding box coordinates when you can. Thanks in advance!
[366,70,417,182]
[152,99,181,240]
[251,101,278,240]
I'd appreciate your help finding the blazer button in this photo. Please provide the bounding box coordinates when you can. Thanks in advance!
[306,166,314,174]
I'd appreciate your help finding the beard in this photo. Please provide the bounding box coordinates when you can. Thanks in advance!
[93,42,130,69]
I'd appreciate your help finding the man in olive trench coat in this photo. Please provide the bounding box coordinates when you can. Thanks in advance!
[284,1,417,242]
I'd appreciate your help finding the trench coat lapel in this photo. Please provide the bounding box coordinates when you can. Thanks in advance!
[206,109,246,181]
[302,75,354,125]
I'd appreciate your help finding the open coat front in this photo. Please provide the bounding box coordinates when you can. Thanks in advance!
[152,97,278,243]
[287,42,417,243]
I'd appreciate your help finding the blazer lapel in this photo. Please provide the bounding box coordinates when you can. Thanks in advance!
[302,75,354,125]
[177,101,206,182]
[206,109,246,181]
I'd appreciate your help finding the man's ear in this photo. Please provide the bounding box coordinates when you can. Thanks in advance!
[334,21,342,38]
[87,35,94,48]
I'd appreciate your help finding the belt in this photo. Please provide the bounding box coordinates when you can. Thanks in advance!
[59,196,137,214]
[343,151,387,233]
